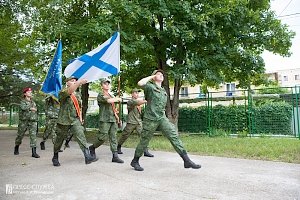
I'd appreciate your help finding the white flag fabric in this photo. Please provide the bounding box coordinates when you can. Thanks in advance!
[64,32,120,82]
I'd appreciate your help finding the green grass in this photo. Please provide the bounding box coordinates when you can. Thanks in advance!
[105,133,300,164]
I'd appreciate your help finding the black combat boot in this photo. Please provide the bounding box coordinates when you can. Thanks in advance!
[180,152,201,169]
[117,144,123,154]
[89,145,96,160]
[144,148,154,157]
[112,152,124,163]
[31,147,40,158]
[14,145,19,155]
[83,148,98,164]
[52,152,60,166]
[40,141,45,150]
[130,157,144,171]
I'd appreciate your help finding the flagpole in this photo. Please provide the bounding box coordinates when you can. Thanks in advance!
[118,73,122,127]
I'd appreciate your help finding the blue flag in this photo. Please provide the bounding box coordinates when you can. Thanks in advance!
[41,40,63,99]
[64,32,120,82]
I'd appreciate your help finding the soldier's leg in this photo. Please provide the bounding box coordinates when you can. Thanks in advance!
[108,123,124,163]
[52,124,70,166]
[48,119,57,144]
[71,120,98,164]
[41,118,51,150]
[42,118,51,142]
[28,121,40,158]
[136,123,154,157]
[92,122,110,148]
[131,119,159,171]
[118,123,136,146]
[53,124,69,153]
[14,121,28,155]
[159,118,201,169]
[15,121,28,146]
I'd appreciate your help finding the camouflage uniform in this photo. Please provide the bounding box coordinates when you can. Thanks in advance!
[53,89,89,153]
[118,98,143,145]
[92,91,118,152]
[134,82,185,157]
[15,98,38,148]
[42,97,59,144]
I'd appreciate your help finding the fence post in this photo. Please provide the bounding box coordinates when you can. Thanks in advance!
[9,104,12,127]
[207,92,212,136]
[247,87,253,137]
[295,86,300,140]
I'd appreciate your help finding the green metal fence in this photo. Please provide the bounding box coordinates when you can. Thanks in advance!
[179,86,300,138]
[1,86,299,139]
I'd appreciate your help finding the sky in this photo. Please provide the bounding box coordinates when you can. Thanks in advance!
[262,0,300,72]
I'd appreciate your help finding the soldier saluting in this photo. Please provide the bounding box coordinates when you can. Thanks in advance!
[130,70,201,171]
[14,87,40,158]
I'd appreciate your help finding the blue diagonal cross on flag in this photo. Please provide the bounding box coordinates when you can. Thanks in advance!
[64,32,120,82]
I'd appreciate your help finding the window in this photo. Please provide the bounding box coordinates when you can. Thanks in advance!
[198,86,205,98]
[226,83,235,96]
[283,76,288,81]
[88,100,95,106]
[295,75,300,80]
[180,87,188,97]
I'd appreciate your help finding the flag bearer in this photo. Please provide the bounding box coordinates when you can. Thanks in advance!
[51,76,98,166]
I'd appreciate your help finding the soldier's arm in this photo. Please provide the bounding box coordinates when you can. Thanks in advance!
[19,100,31,111]
[67,79,88,94]
[137,75,156,87]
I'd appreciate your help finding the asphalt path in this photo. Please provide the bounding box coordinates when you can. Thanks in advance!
[0,130,299,200]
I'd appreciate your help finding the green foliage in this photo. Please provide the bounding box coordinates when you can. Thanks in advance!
[178,102,293,135]
[85,114,99,129]
[257,81,290,95]
[253,102,293,135]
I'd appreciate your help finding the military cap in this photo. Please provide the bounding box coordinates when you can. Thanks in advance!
[100,77,111,84]
[23,87,32,93]
[65,76,78,82]
[151,69,164,76]
[131,88,141,93]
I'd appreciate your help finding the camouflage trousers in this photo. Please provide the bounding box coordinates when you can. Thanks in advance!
[118,123,142,146]
[15,120,37,148]
[53,119,89,153]
[42,117,57,144]
[134,117,186,158]
[93,121,118,152]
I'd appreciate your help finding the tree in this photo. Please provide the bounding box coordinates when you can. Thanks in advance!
[6,0,294,127]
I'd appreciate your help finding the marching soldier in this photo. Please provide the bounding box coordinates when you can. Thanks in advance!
[130,70,201,171]
[14,87,40,158]
[40,96,59,150]
[51,76,98,166]
[89,78,124,164]
[117,88,154,157]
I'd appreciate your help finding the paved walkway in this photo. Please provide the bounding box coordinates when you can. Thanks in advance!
[0,130,299,200]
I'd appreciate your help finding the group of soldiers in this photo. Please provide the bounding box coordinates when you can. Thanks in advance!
[13,70,201,171]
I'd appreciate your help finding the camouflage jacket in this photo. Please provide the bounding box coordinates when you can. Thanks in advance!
[45,97,59,119]
[97,91,116,122]
[57,89,82,125]
[126,99,142,124]
[142,82,168,121]
[19,98,38,121]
